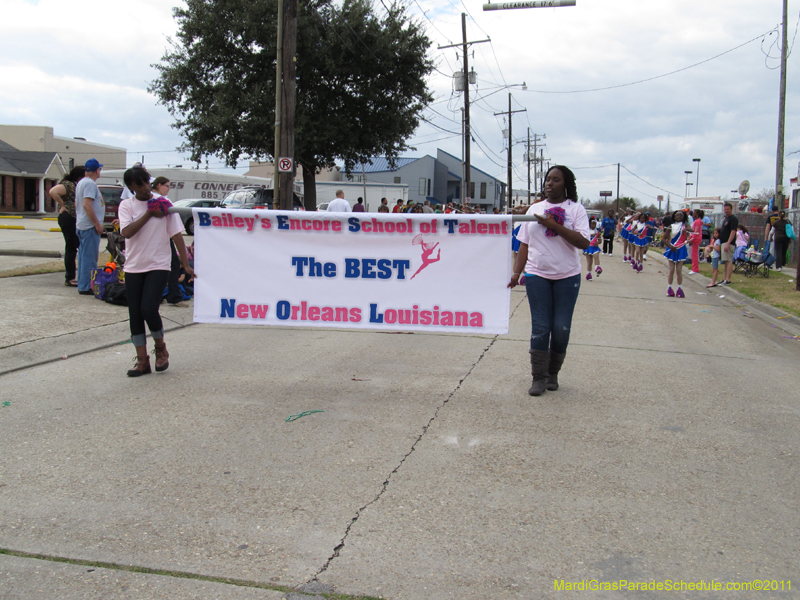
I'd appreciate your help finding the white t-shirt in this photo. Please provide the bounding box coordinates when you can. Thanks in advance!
[516,200,590,279]
[327,197,351,212]
[118,196,185,273]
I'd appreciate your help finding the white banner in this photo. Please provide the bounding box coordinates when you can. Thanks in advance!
[193,209,512,334]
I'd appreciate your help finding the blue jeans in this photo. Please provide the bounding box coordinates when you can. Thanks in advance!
[76,228,101,292]
[525,273,581,354]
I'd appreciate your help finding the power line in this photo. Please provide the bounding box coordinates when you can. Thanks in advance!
[522,28,777,94]
[620,165,682,197]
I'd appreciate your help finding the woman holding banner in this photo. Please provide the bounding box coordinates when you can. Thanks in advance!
[508,166,590,396]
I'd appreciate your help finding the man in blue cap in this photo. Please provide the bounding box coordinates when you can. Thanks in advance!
[74,158,105,295]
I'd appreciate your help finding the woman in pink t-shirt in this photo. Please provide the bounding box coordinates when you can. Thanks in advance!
[508,166,590,397]
[119,167,193,377]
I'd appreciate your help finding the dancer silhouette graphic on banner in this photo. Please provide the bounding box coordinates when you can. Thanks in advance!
[410,234,441,279]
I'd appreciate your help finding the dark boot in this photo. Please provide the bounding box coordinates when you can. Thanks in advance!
[153,340,170,372]
[528,349,550,396]
[546,352,566,391]
[127,346,151,377]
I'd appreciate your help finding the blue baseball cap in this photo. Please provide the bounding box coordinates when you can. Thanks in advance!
[85,158,103,171]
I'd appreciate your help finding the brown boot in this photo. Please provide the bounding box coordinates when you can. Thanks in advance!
[127,346,151,377]
[528,350,550,396]
[546,352,566,391]
[153,340,169,372]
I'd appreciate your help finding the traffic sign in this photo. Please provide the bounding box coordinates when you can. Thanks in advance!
[483,0,576,11]
[278,157,293,173]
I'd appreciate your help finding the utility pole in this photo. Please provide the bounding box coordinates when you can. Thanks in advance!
[494,93,526,211]
[273,0,298,210]
[439,19,490,205]
[273,0,283,208]
[527,128,531,205]
[616,163,620,213]
[776,0,789,210]
[461,14,470,204]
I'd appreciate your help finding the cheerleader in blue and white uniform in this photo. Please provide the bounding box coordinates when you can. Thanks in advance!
[663,210,690,298]
[630,213,649,272]
[621,210,635,262]
[584,217,603,280]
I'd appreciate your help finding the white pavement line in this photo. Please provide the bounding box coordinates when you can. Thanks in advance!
[309,335,501,584]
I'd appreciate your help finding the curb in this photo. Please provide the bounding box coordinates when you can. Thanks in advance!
[648,252,800,338]
[0,249,62,258]
[0,225,25,230]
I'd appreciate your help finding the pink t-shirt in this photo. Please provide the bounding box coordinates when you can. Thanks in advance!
[118,196,185,273]
[517,200,590,279]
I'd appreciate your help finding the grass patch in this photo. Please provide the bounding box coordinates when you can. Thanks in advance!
[0,252,112,279]
[649,248,800,317]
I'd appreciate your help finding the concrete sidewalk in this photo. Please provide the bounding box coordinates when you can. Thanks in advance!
[1,254,799,599]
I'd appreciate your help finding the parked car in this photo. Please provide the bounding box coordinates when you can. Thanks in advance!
[99,185,123,231]
[172,198,222,235]
[220,186,304,211]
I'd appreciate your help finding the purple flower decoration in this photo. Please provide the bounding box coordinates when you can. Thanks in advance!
[543,206,566,238]
[147,196,173,215]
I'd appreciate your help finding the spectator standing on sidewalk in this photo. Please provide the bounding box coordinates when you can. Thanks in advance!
[772,211,792,271]
[327,190,351,212]
[352,197,366,213]
[152,177,188,307]
[48,165,85,287]
[74,158,105,295]
[718,202,738,286]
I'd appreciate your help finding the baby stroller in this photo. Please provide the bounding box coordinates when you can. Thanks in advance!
[105,231,126,269]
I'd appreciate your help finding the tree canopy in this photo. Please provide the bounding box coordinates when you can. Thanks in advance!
[150,0,434,206]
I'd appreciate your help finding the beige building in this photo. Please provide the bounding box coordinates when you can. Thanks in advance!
[0,125,126,172]
[0,125,127,213]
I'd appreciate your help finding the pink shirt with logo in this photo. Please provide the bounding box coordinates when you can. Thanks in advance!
[516,200,590,279]
[118,196,185,273]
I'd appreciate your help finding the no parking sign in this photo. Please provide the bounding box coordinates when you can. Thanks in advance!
[278,157,293,172]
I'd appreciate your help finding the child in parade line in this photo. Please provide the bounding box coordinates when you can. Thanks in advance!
[641,212,655,262]
[705,228,722,288]
[687,209,704,274]
[663,210,690,298]
[584,217,603,280]
[119,167,194,377]
[630,213,649,272]
[508,165,590,397]
[733,224,750,261]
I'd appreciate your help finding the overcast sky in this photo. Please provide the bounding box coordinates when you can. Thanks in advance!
[3,0,799,206]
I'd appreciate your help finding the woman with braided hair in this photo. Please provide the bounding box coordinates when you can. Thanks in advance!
[508,165,590,397]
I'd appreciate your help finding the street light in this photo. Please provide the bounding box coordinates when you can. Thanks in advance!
[692,158,701,196]
[684,170,693,198]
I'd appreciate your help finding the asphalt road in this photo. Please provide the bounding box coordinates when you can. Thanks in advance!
[1,244,799,600]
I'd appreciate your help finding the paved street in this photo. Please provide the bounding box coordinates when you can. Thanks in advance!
[1,239,799,599]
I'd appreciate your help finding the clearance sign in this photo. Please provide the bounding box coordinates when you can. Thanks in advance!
[193,209,512,334]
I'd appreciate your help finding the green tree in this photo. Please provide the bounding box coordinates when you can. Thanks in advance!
[150,0,433,208]
[616,196,639,211]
